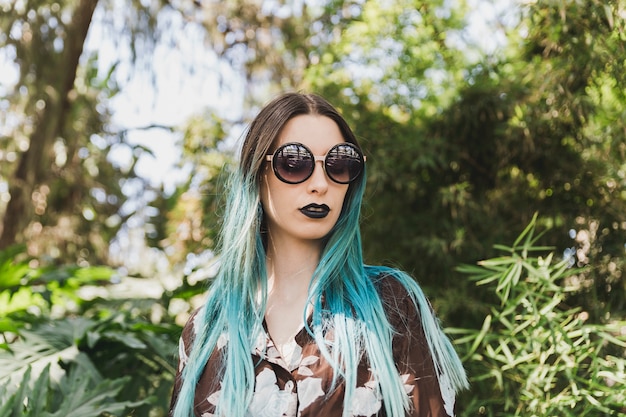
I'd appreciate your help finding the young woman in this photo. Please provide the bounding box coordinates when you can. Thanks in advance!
[169,92,468,417]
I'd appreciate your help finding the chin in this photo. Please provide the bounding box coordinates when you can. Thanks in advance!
[298,229,333,242]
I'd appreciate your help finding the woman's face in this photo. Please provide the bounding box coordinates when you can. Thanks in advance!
[260,114,350,246]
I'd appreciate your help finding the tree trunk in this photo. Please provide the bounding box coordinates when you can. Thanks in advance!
[0,0,99,250]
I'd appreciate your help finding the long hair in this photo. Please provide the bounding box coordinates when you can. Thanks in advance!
[172,92,468,417]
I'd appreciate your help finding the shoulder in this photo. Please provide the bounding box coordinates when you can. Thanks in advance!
[369,268,420,309]
[371,270,411,300]
[179,307,203,352]
[369,269,424,330]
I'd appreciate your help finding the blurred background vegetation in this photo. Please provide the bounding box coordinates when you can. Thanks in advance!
[0,0,624,415]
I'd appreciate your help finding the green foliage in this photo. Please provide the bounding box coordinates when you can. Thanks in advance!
[0,247,180,417]
[454,215,626,416]
[159,113,235,263]
[301,0,626,329]
[0,0,174,265]
[306,0,469,115]
[2,0,626,414]
[0,365,142,417]
[0,0,127,263]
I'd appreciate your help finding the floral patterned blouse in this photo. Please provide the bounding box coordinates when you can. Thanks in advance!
[169,274,457,417]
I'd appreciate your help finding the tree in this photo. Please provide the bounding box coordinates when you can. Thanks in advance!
[2,0,624,329]
[153,0,626,327]
[1,0,625,415]
[0,0,98,250]
[0,0,172,265]
[301,0,626,325]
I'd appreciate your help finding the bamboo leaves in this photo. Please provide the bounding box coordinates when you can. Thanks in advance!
[454,216,626,416]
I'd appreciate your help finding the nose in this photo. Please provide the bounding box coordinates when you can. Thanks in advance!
[306,160,329,194]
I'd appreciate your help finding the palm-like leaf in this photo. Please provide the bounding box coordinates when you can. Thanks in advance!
[0,318,101,383]
[0,364,145,417]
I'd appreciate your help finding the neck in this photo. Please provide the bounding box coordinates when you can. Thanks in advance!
[264,234,322,296]
[263,234,321,346]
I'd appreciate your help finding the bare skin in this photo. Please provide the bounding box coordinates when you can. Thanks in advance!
[260,115,349,354]
[264,240,318,348]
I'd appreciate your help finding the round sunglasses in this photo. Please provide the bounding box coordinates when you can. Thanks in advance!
[265,142,366,184]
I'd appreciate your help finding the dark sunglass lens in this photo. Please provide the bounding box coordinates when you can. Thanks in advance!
[274,144,313,183]
[326,144,363,183]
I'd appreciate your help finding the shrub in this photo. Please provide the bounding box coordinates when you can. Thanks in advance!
[0,245,179,417]
[454,215,626,416]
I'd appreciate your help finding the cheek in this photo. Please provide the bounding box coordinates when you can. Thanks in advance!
[331,187,350,220]
[336,186,349,206]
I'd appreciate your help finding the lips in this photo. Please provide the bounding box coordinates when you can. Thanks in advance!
[300,203,330,219]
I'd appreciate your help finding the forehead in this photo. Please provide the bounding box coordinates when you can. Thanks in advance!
[276,115,345,152]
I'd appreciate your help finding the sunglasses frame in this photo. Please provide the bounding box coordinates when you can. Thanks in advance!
[265,142,366,185]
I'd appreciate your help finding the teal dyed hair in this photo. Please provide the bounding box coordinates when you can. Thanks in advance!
[172,93,468,417]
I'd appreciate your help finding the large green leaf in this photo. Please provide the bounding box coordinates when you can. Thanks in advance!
[0,363,146,417]
[45,369,144,417]
[0,319,100,383]
[0,245,31,289]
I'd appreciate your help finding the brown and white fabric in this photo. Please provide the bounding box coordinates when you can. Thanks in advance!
[170,274,456,417]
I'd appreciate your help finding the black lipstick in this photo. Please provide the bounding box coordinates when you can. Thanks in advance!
[300,203,330,219]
